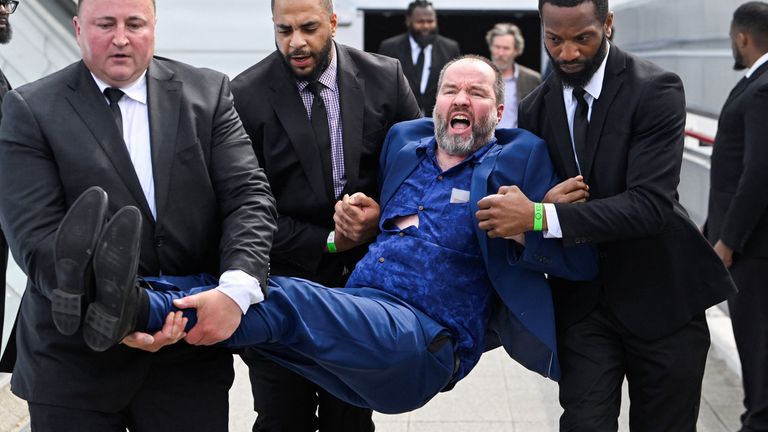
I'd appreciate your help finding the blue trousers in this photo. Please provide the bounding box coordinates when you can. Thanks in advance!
[143,275,456,414]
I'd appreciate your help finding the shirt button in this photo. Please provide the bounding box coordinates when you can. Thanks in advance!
[437,175,444,181]
[418,205,424,211]
[378,257,385,263]
[399,232,405,237]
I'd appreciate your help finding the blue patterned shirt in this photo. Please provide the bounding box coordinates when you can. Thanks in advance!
[347,139,496,380]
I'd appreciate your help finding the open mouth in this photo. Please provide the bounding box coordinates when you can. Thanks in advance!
[289,52,313,68]
[449,113,472,132]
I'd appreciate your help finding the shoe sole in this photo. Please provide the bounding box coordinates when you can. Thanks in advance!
[52,186,108,336]
[84,206,142,352]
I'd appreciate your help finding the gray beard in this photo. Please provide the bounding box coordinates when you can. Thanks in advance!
[434,109,497,156]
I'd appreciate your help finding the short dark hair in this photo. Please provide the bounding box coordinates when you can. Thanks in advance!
[437,55,505,105]
[732,1,768,49]
[538,0,609,23]
[270,0,334,14]
[78,0,157,13]
[406,1,434,17]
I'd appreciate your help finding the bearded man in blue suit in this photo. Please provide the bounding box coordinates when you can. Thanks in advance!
[54,55,596,414]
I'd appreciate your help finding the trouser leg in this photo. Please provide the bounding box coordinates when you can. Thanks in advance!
[28,403,127,432]
[624,313,709,432]
[729,257,768,432]
[557,305,625,432]
[142,275,455,414]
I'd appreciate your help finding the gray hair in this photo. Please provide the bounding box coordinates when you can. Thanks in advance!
[436,54,505,106]
[485,23,525,57]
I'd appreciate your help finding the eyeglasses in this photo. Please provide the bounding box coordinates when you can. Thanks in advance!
[0,1,19,14]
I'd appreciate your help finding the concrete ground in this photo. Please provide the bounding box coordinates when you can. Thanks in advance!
[0,307,746,431]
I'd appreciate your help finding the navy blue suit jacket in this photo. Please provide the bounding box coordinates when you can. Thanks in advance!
[378,118,598,380]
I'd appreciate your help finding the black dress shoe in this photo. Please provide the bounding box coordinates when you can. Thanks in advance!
[83,206,142,352]
[52,186,109,336]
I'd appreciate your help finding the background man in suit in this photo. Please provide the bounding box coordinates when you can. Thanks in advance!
[0,0,18,373]
[478,0,736,430]
[378,0,460,116]
[0,0,276,430]
[485,22,541,128]
[231,0,420,430]
[706,3,768,431]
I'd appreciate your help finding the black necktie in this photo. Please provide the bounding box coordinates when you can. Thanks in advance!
[307,81,334,196]
[414,48,426,94]
[104,87,125,138]
[572,87,590,165]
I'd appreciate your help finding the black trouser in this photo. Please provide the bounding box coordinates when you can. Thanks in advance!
[0,229,13,372]
[28,352,233,432]
[243,349,374,432]
[557,303,710,432]
[729,257,768,432]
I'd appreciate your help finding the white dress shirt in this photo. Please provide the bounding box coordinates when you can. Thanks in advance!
[92,73,262,312]
[746,51,768,78]
[409,35,433,95]
[543,43,611,238]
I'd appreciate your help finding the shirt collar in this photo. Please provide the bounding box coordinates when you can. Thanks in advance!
[409,35,432,51]
[565,42,611,101]
[504,64,520,82]
[91,71,148,105]
[417,136,497,166]
[297,42,339,93]
[746,51,768,78]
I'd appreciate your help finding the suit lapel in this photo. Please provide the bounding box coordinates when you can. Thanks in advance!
[379,138,427,209]
[336,46,364,195]
[399,35,418,84]
[580,48,625,179]
[269,60,330,201]
[543,75,580,178]
[65,62,153,219]
[147,59,181,223]
[723,62,768,110]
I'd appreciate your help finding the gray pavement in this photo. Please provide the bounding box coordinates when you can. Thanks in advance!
[0,307,747,431]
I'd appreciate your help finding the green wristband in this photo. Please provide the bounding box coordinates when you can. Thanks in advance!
[326,230,337,253]
[533,203,544,232]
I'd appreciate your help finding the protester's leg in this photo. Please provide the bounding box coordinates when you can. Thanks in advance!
[729,258,768,432]
[146,276,455,413]
[28,403,127,432]
[248,277,455,414]
[557,305,625,432]
[624,313,709,432]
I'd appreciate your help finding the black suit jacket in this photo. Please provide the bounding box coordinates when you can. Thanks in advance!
[706,62,768,258]
[0,57,276,410]
[519,46,735,339]
[231,43,420,286]
[378,33,460,116]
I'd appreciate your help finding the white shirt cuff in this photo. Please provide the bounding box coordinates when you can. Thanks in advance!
[215,269,264,314]
[543,203,563,238]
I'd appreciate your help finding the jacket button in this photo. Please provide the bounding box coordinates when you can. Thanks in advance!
[154,237,164,247]
[378,257,385,263]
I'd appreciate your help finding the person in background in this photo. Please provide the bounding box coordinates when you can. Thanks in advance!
[231,0,420,430]
[706,3,768,431]
[485,22,541,128]
[379,0,460,116]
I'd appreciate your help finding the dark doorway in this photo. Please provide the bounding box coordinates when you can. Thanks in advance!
[363,9,542,73]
